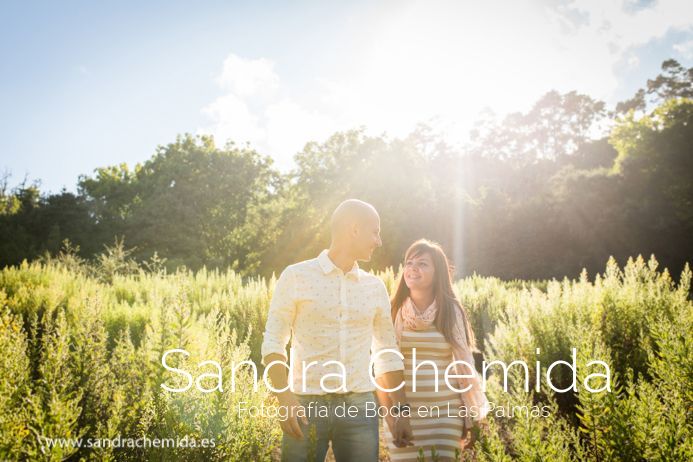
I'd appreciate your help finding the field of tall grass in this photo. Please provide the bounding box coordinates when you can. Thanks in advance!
[0,248,690,461]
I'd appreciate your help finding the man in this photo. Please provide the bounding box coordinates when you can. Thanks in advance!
[261,199,413,461]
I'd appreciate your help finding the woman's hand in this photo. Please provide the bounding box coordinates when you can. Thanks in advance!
[463,419,488,449]
[391,416,415,448]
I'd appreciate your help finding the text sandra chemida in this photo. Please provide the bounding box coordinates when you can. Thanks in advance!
[160,347,612,394]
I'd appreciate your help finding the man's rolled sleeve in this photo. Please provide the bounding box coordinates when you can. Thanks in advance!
[371,281,404,377]
[261,267,296,364]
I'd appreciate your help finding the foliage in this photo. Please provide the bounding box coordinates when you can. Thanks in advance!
[0,256,279,461]
[1,252,690,460]
[1,60,691,283]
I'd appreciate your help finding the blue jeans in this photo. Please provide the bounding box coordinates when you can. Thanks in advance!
[280,392,379,462]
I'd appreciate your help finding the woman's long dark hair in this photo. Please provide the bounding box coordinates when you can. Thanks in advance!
[391,239,477,352]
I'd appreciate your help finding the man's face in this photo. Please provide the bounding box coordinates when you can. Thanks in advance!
[354,213,382,261]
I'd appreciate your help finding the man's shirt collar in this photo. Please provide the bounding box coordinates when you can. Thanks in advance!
[318,249,360,280]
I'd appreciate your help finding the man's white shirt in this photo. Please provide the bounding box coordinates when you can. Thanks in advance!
[261,250,403,394]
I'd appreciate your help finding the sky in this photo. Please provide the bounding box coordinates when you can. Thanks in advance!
[1,0,692,193]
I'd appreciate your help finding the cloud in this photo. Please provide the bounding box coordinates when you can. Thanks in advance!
[541,0,692,91]
[200,2,692,168]
[215,54,279,97]
[201,92,263,146]
[200,54,337,169]
[673,38,693,58]
[551,0,693,52]
[622,0,658,15]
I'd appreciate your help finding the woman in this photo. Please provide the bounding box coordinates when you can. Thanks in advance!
[379,239,489,461]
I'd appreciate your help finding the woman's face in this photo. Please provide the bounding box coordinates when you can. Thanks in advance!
[403,252,435,291]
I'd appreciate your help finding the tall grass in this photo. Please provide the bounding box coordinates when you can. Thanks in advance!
[0,250,690,460]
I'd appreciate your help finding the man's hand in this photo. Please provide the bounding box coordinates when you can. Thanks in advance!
[391,416,414,448]
[263,354,308,439]
[276,391,308,440]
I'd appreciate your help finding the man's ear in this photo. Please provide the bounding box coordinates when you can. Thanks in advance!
[350,223,360,238]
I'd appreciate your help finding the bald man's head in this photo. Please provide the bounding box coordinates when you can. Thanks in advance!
[331,199,378,233]
[330,199,382,261]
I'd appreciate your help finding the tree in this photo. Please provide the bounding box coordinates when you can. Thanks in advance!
[469,90,607,163]
[609,98,693,274]
[78,134,280,273]
[0,180,94,267]
[615,59,693,114]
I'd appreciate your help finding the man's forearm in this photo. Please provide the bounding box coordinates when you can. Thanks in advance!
[378,370,407,405]
[375,377,392,407]
[263,353,290,394]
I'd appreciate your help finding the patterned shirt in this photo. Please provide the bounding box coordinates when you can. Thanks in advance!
[261,249,404,394]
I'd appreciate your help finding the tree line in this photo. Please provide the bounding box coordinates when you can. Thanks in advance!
[1,59,691,280]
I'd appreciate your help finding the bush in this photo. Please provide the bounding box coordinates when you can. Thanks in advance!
[0,254,690,460]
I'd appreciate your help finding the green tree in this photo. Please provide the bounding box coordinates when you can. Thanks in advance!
[79,134,280,274]
[609,98,693,275]
[616,59,693,113]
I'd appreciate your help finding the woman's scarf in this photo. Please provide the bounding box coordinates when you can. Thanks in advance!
[393,297,490,422]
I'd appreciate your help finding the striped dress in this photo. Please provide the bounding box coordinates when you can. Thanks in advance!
[388,326,464,462]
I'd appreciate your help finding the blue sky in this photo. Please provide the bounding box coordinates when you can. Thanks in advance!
[1,0,692,193]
